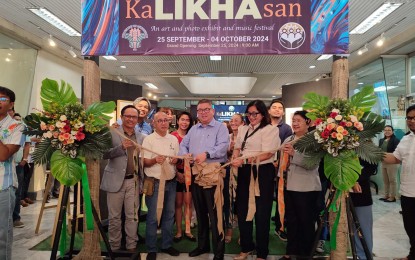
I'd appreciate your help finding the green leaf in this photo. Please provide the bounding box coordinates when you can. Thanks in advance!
[354,141,385,164]
[356,112,385,140]
[86,101,116,127]
[294,130,323,154]
[32,138,54,165]
[50,151,84,186]
[302,151,326,170]
[79,128,112,159]
[302,92,329,112]
[350,86,377,112]
[324,151,361,191]
[40,79,78,111]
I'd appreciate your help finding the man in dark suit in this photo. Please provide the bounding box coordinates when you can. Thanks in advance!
[101,105,145,252]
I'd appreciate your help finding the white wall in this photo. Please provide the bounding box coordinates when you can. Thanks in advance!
[29,50,83,113]
[30,50,83,196]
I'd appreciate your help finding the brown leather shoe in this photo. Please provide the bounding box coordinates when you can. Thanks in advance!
[24,198,34,204]
[20,200,29,207]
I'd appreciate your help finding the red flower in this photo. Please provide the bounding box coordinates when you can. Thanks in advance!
[330,112,338,118]
[75,131,85,141]
[63,124,71,133]
[339,121,347,127]
[315,118,323,125]
[321,130,330,139]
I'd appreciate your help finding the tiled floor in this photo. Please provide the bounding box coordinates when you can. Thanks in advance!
[12,192,410,260]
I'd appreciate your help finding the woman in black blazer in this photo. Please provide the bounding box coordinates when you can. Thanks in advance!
[378,125,400,202]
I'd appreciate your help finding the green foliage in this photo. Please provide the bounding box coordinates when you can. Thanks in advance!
[302,151,326,170]
[355,141,385,164]
[86,101,116,127]
[40,79,78,111]
[324,151,361,191]
[32,138,54,165]
[350,86,377,113]
[23,113,48,136]
[293,131,323,153]
[302,92,329,119]
[357,112,385,140]
[79,128,112,159]
[50,151,84,186]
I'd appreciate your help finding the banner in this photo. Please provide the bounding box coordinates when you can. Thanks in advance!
[214,105,247,122]
[82,0,349,56]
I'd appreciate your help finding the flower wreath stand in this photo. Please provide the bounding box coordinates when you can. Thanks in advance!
[294,85,385,259]
[23,78,116,260]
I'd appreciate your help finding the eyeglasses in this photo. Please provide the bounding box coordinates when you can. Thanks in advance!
[246,112,261,117]
[406,116,415,122]
[0,97,10,102]
[123,115,138,120]
[156,119,170,124]
[197,108,211,113]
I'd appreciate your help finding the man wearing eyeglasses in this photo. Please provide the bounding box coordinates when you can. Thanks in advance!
[179,99,229,260]
[142,112,180,260]
[383,104,415,260]
[101,105,146,252]
[0,87,24,260]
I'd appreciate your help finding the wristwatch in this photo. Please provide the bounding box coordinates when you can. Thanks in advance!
[205,151,210,159]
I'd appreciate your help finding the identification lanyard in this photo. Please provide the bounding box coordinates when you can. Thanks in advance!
[241,126,261,151]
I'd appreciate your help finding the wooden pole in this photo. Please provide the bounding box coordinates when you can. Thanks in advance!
[329,56,349,260]
[73,57,102,260]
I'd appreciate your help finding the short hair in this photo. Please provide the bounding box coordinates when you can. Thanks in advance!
[406,104,415,115]
[197,99,212,106]
[176,111,194,133]
[13,113,21,118]
[121,105,138,116]
[269,99,285,109]
[133,97,151,108]
[293,110,311,124]
[384,125,394,131]
[158,107,173,114]
[245,100,270,128]
[0,86,16,102]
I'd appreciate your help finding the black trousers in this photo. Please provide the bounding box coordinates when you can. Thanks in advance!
[285,190,319,257]
[236,163,274,259]
[401,195,415,260]
[191,177,225,257]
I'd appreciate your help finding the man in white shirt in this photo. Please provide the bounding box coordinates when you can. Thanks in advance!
[383,104,415,260]
[143,112,180,260]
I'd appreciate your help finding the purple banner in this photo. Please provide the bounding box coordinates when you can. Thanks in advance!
[82,0,349,56]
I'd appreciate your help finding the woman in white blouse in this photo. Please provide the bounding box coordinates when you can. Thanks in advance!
[231,100,281,260]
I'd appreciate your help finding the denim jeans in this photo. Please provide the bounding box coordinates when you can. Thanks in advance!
[145,179,176,252]
[13,165,24,221]
[0,187,16,260]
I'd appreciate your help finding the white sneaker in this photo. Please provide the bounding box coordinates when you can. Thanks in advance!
[316,240,325,253]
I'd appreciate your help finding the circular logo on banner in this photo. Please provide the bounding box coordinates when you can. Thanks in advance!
[278,22,306,50]
[229,106,235,112]
[122,25,148,51]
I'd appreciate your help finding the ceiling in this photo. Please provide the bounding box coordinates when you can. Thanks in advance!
[1,0,415,99]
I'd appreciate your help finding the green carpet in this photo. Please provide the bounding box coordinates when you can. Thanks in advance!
[30,202,331,255]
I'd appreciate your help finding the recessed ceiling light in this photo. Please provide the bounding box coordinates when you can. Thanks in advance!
[309,65,316,69]
[272,95,276,98]
[5,58,10,62]
[120,65,127,69]
[103,56,117,60]
[350,3,402,34]
[315,78,320,81]
[145,83,158,89]
[209,55,222,61]
[358,82,364,85]
[164,94,169,97]
[28,7,81,36]
[7,53,11,56]
[147,93,152,97]
[376,33,385,47]
[116,76,122,81]
[153,95,157,99]
[317,55,332,60]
